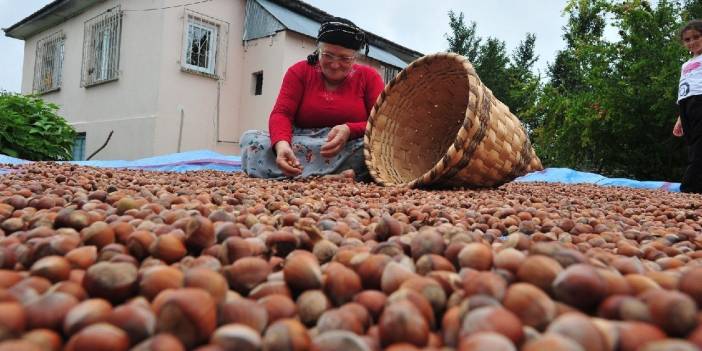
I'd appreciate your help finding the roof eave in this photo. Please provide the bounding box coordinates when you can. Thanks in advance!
[3,0,106,40]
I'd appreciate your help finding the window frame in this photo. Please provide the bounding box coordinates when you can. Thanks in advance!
[81,6,122,88]
[182,15,219,76]
[252,71,263,95]
[33,31,66,94]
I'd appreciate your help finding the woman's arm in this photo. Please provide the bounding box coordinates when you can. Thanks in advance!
[269,64,307,147]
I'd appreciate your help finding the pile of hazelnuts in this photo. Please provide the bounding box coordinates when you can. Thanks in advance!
[0,162,702,350]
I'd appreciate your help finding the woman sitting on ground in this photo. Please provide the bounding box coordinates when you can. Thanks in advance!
[240,17,385,181]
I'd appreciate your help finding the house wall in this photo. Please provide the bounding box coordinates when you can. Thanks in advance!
[21,0,165,160]
[152,0,245,157]
[16,0,393,160]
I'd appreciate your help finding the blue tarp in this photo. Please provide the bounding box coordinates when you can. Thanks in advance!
[0,150,680,192]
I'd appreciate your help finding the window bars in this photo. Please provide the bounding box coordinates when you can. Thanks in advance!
[33,31,65,94]
[182,12,228,78]
[81,7,122,87]
[183,14,219,75]
[383,66,400,84]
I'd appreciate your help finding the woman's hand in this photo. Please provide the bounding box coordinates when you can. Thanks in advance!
[274,141,302,177]
[321,124,351,158]
[674,116,684,137]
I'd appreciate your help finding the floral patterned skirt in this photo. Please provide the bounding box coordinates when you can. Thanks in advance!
[239,127,369,180]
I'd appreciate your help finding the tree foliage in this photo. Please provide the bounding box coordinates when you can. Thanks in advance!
[444,12,540,120]
[0,92,75,161]
[446,0,696,181]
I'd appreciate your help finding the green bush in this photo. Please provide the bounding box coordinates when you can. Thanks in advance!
[0,92,75,161]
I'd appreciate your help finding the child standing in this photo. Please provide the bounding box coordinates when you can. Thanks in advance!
[673,19,702,193]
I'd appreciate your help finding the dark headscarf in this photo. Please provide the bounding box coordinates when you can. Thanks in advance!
[307,17,369,65]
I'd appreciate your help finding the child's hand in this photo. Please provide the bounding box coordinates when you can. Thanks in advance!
[673,116,684,137]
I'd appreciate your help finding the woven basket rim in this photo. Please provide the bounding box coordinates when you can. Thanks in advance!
[364,52,475,187]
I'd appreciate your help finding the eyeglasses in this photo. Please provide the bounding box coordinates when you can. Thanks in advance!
[320,51,356,64]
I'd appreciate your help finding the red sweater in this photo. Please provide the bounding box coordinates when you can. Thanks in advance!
[269,60,385,146]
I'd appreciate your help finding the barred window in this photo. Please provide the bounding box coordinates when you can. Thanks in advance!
[33,31,65,94]
[383,65,400,83]
[81,7,122,87]
[182,13,222,76]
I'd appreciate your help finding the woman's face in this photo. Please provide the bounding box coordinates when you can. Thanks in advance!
[318,43,357,83]
[683,29,702,57]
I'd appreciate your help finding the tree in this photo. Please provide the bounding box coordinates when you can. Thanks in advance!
[507,33,542,128]
[474,37,511,104]
[0,92,75,161]
[532,0,688,180]
[445,11,481,62]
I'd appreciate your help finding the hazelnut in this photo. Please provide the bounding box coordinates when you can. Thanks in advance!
[463,271,507,301]
[401,276,447,316]
[106,302,156,346]
[221,257,270,295]
[516,255,563,294]
[248,281,292,300]
[312,330,370,351]
[183,267,227,304]
[148,233,186,264]
[25,292,79,330]
[83,262,137,304]
[65,246,97,270]
[353,290,387,322]
[64,322,129,351]
[219,237,252,265]
[378,300,429,347]
[210,324,261,351]
[641,289,698,336]
[130,333,185,351]
[21,328,63,351]
[258,294,297,324]
[387,288,436,329]
[0,270,22,288]
[283,250,322,293]
[679,266,702,306]
[0,302,26,340]
[29,256,70,283]
[416,254,455,275]
[218,297,268,334]
[457,243,493,271]
[324,262,362,306]
[546,312,609,351]
[380,261,418,295]
[63,298,112,336]
[296,289,331,327]
[618,321,667,351]
[262,319,310,351]
[126,231,156,260]
[139,266,184,301]
[80,221,115,249]
[457,331,516,351]
[0,340,42,351]
[409,230,446,260]
[179,216,215,253]
[521,333,585,351]
[355,254,391,290]
[639,339,699,351]
[460,306,524,346]
[317,308,365,335]
[502,283,556,330]
[153,288,216,348]
[552,264,608,312]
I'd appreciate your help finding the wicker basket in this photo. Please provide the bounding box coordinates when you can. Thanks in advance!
[363,52,543,188]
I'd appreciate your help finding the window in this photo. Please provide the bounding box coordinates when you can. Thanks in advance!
[33,31,65,94]
[183,15,219,75]
[72,133,86,161]
[252,71,263,95]
[81,7,122,87]
[383,66,400,83]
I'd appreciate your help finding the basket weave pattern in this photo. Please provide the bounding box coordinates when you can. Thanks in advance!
[364,53,543,188]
